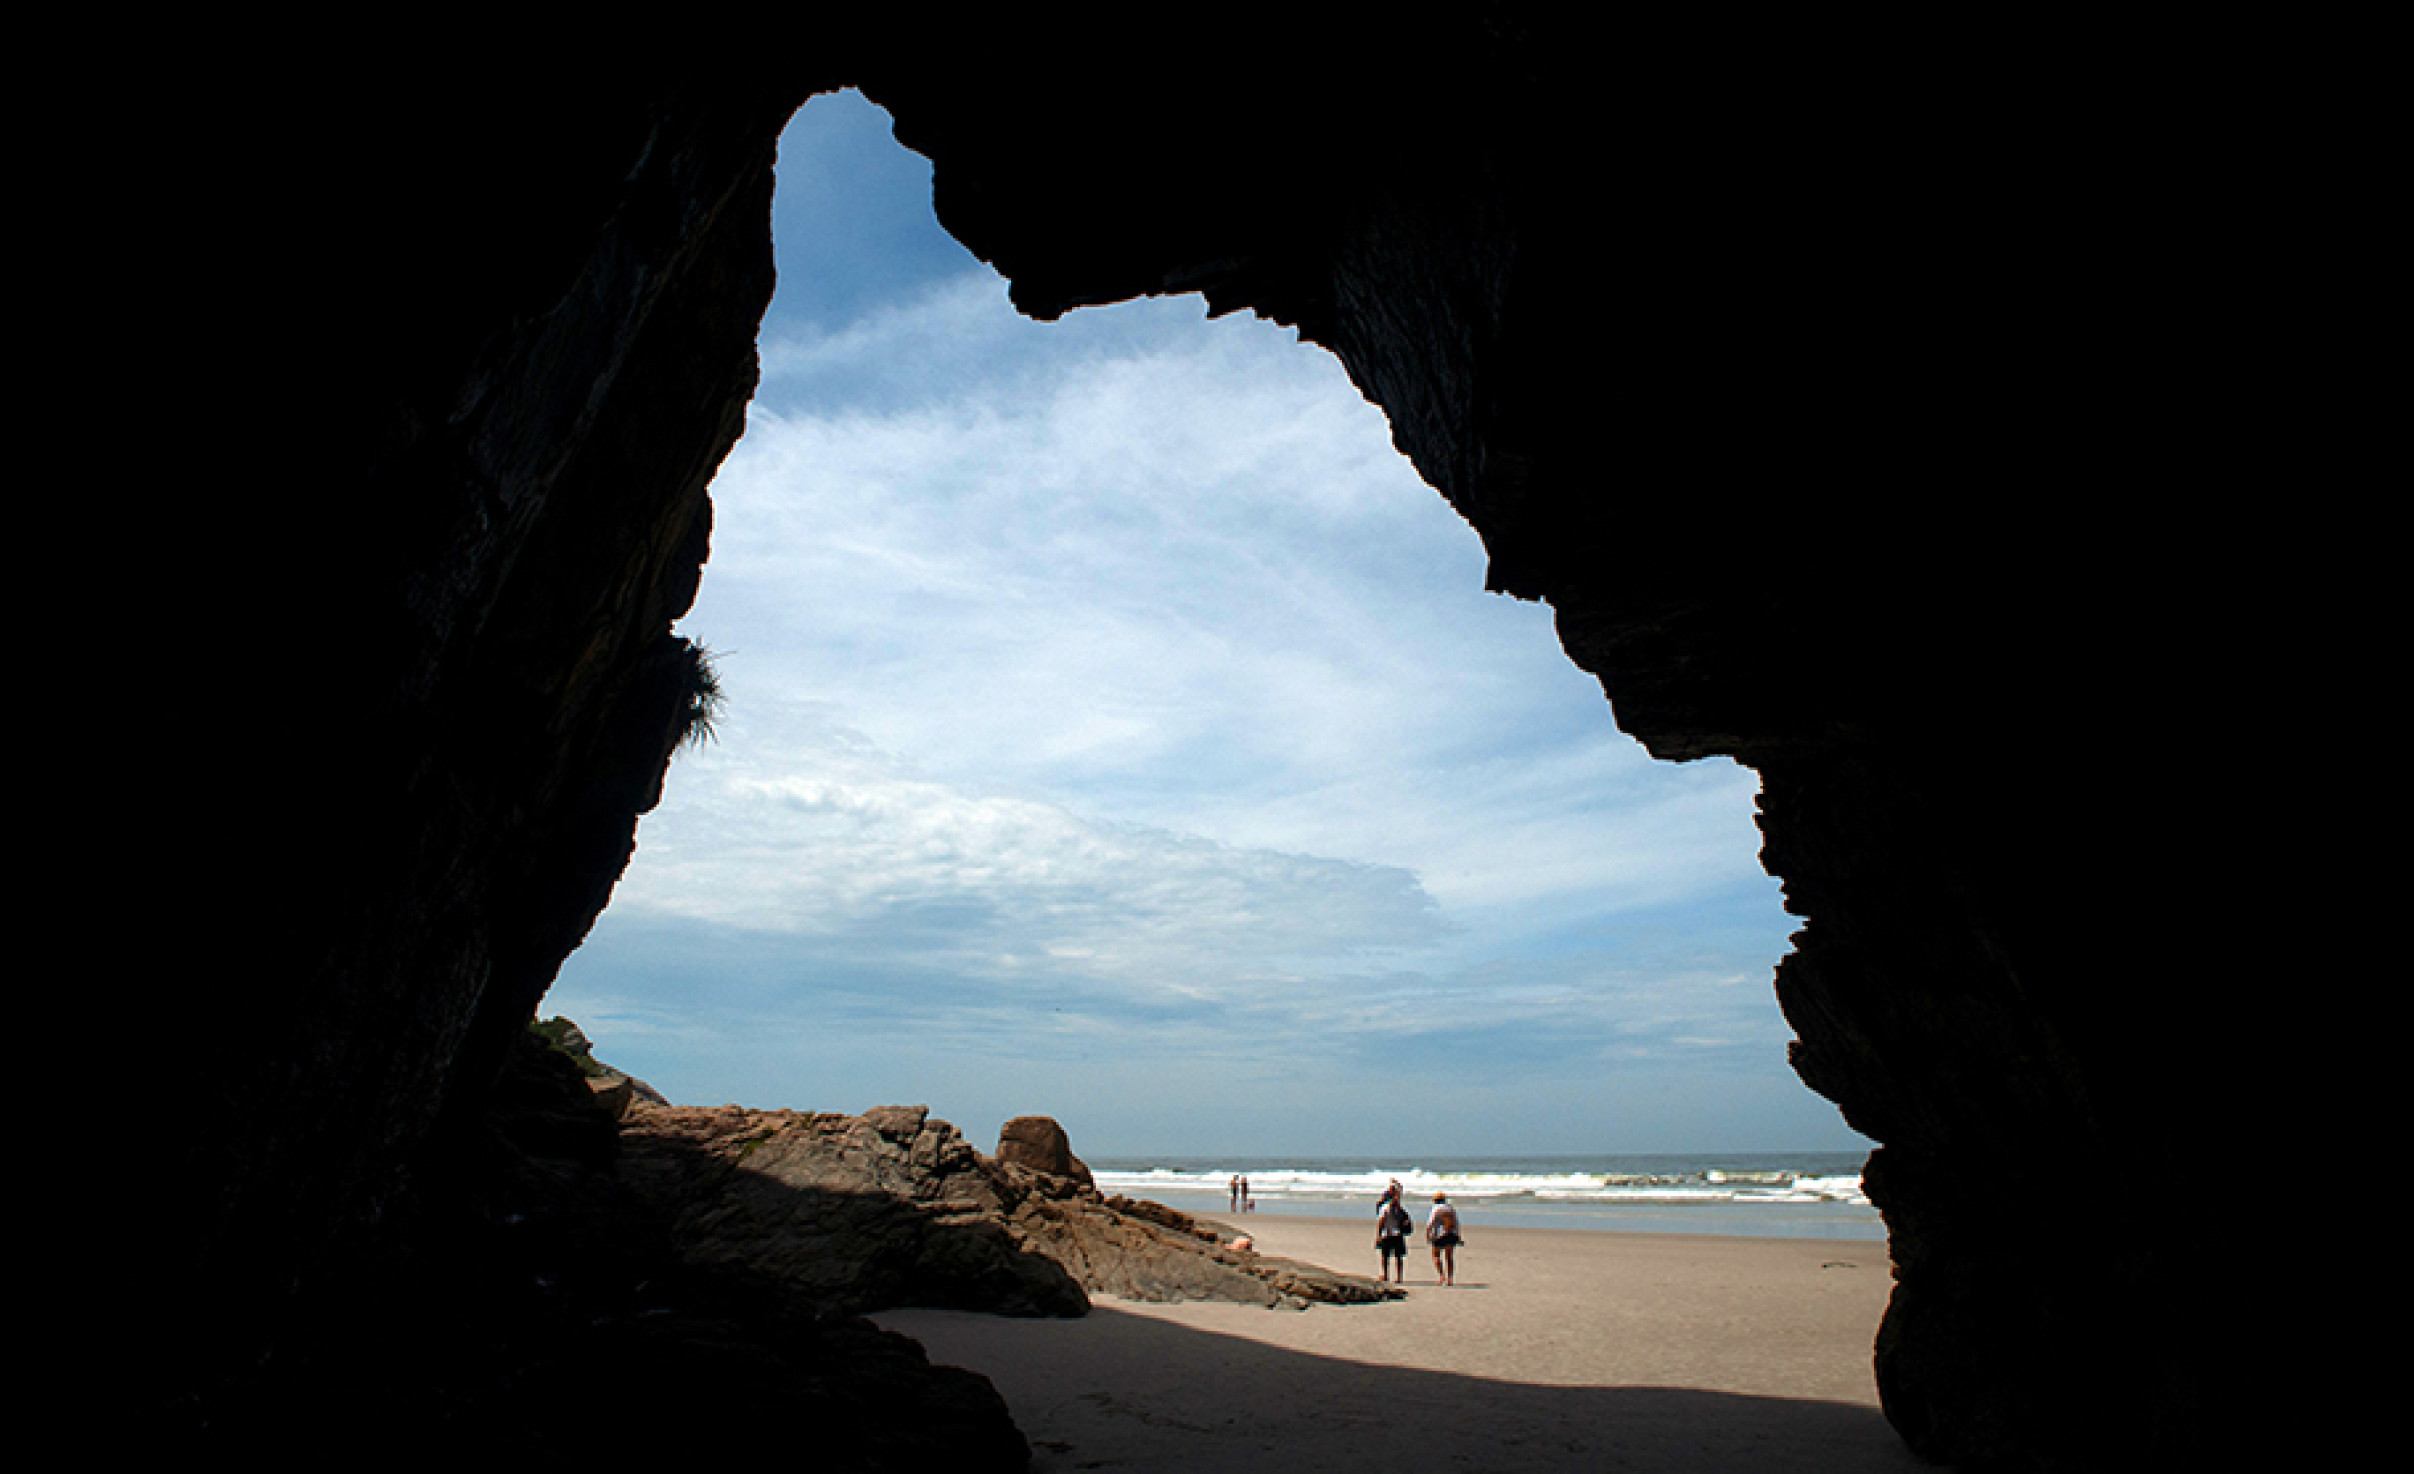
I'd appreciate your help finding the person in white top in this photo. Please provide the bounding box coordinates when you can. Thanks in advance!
[1426,1193,1463,1286]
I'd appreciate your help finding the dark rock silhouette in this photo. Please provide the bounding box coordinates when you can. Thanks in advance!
[156,1026,1028,1466]
[160,19,2257,1467]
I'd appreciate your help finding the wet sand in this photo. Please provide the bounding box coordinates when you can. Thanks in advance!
[876,1211,1920,1472]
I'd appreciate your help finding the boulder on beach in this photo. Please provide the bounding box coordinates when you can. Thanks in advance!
[994,1114,1096,1187]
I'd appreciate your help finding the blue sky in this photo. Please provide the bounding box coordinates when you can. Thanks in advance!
[546,91,1867,1159]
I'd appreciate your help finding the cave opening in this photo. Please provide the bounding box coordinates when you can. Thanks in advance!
[160,49,2230,1466]
[132,43,2240,1466]
[550,88,1868,1199]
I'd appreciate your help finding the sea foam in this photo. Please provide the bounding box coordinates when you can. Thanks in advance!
[1089,1157,1872,1211]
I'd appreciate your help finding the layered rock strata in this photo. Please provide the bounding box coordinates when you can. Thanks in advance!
[619,1103,1394,1315]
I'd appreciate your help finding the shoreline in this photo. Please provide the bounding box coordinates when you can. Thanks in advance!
[877,1209,1916,1472]
[1180,1209,1881,1259]
[1086,1153,1883,1242]
[1116,1191,1887,1241]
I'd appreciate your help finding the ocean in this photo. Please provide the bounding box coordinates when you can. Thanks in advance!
[1087,1152,1885,1242]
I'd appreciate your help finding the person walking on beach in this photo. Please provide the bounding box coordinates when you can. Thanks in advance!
[1427,1193,1463,1286]
[1375,1184,1413,1284]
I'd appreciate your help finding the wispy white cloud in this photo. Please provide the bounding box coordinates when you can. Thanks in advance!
[698,271,1776,913]
[613,713,1450,1002]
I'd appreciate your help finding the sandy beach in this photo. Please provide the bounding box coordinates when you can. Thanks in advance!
[876,1212,1919,1472]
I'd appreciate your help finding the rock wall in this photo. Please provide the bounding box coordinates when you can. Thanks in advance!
[164,20,2235,1468]
[159,64,811,1433]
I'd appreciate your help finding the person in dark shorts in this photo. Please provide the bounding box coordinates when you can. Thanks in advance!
[1427,1192,1463,1286]
[1374,1185,1413,1283]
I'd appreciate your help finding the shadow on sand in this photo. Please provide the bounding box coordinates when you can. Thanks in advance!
[882,1302,1924,1474]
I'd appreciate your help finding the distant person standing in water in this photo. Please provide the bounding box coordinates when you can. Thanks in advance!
[1427,1193,1463,1286]
[1229,1174,1242,1212]
[1375,1184,1413,1283]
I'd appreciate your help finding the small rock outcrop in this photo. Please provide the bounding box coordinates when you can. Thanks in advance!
[532,1016,670,1121]
[618,1103,1394,1315]
[994,1114,1094,1187]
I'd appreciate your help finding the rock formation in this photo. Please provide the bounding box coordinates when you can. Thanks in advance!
[160,19,2259,1467]
[618,1103,1393,1315]
[994,1114,1095,1188]
[532,1015,670,1119]
[156,1023,1029,1465]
